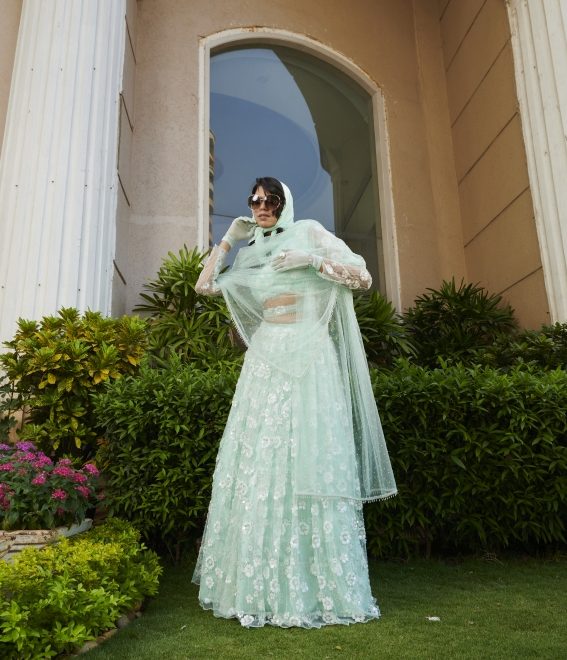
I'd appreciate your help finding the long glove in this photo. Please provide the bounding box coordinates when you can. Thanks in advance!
[271,249,323,272]
[222,216,256,247]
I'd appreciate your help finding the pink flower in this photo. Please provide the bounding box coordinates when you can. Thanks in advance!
[72,472,88,483]
[0,463,14,471]
[32,473,47,486]
[53,466,74,478]
[75,485,91,498]
[51,488,67,501]
[83,463,99,476]
[58,458,72,466]
[34,454,53,467]
[19,452,36,462]
[15,441,36,451]
[0,443,11,451]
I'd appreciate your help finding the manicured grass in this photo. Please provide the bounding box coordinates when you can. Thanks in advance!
[87,556,567,659]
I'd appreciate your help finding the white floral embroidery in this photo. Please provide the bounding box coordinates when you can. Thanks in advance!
[193,316,381,628]
[322,597,334,611]
[240,614,255,627]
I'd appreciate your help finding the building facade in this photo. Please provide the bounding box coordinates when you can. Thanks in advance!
[0,0,566,344]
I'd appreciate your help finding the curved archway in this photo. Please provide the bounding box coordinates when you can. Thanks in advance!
[198,28,400,305]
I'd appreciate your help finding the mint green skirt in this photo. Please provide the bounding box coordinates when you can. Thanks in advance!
[192,323,380,628]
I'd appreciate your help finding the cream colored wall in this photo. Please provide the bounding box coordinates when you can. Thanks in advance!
[439,0,549,328]
[125,0,466,311]
[0,0,22,155]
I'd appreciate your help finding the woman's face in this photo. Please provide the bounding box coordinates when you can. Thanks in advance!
[251,186,279,229]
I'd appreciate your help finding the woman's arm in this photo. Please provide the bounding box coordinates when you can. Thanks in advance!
[316,257,372,290]
[310,223,372,290]
[195,214,255,296]
[194,243,230,296]
[269,222,372,291]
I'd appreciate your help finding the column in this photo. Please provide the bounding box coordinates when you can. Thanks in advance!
[0,0,126,344]
[507,0,567,322]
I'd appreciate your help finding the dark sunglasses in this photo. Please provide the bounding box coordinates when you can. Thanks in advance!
[247,193,281,211]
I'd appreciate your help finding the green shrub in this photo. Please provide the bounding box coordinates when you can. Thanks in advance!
[0,518,161,659]
[478,322,567,371]
[93,356,241,558]
[402,279,517,367]
[366,361,567,558]
[94,352,567,559]
[0,376,17,443]
[135,246,240,368]
[0,308,147,459]
[353,291,415,368]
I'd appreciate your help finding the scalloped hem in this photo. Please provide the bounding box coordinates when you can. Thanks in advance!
[198,600,381,629]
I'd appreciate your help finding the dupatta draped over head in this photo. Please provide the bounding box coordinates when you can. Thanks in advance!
[217,182,397,503]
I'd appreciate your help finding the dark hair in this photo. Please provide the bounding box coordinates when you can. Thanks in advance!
[251,177,286,218]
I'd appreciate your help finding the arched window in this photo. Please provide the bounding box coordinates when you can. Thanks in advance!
[209,45,386,292]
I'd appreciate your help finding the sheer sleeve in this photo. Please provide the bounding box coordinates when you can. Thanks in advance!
[318,258,372,290]
[195,245,226,296]
[308,223,372,291]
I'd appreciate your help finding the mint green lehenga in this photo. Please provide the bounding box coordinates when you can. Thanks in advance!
[192,183,397,628]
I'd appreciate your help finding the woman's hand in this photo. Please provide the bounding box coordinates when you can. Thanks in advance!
[272,250,323,272]
[222,216,256,247]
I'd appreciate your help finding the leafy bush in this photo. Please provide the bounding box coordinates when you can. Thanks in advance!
[0,441,99,531]
[353,291,415,368]
[94,352,567,559]
[365,361,567,558]
[93,356,240,558]
[0,308,147,459]
[135,246,240,368]
[402,279,517,367]
[0,375,17,443]
[0,518,161,659]
[478,322,567,371]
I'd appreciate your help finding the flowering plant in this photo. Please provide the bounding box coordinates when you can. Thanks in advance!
[0,441,100,530]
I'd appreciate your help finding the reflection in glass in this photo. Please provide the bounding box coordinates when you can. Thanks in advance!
[210,46,384,291]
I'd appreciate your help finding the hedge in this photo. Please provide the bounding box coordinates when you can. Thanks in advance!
[367,361,567,557]
[94,359,567,559]
[93,357,240,558]
[0,518,162,659]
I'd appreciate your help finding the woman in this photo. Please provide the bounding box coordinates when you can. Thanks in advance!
[193,177,396,628]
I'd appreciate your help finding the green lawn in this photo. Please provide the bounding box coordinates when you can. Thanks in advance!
[87,556,567,659]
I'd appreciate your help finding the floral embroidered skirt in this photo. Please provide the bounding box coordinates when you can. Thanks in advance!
[192,322,380,628]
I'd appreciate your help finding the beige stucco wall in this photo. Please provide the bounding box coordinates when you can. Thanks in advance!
[0,0,22,155]
[439,0,549,328]
[124,0,467,312]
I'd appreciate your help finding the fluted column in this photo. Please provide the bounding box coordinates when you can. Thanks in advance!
[0,0,126,344]
[507,0,567,322]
